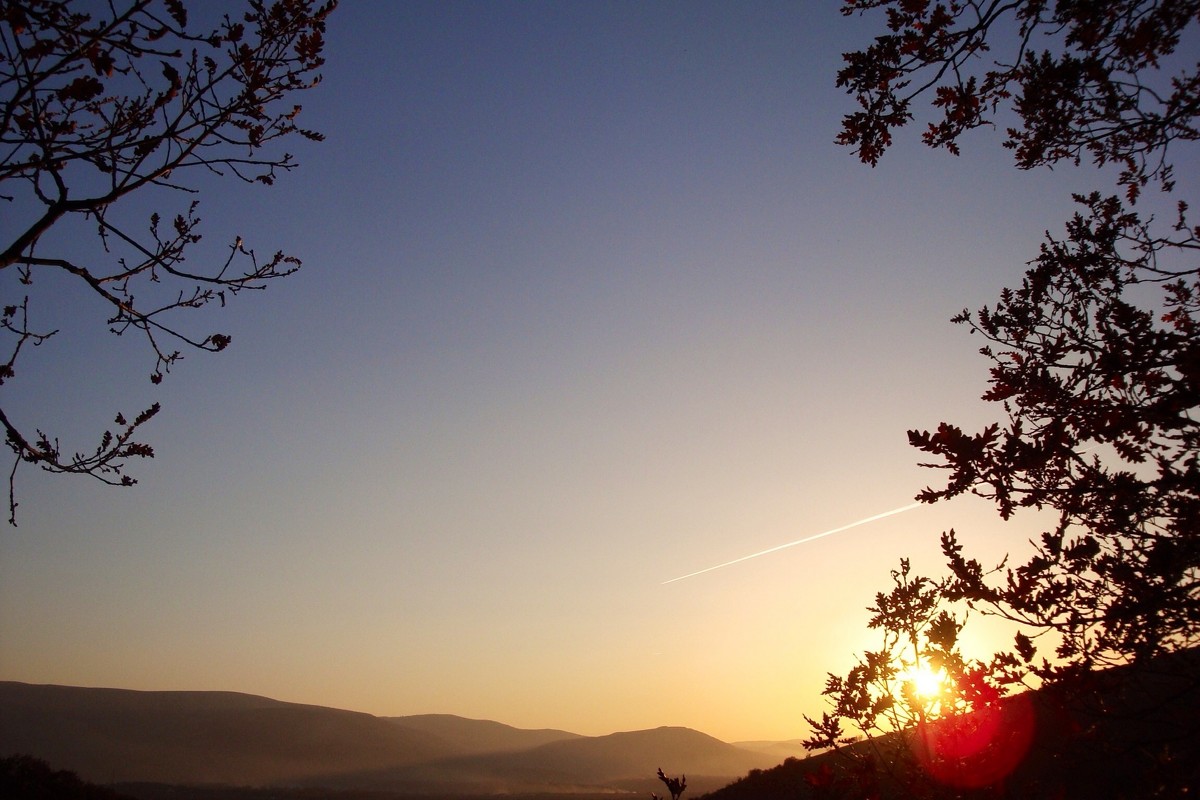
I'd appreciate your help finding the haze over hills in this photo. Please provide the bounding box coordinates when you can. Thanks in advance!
[321,725,779,795]
[729,739,808,762]
[386,713,581,754]
[0,682,784,794]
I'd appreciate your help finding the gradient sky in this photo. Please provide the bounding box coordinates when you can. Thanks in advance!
[0,1,1114,742]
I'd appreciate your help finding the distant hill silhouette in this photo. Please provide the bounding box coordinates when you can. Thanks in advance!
[387,713,580,753]
[304,725,778,794]
[502,726,771,782]
[0,683,453,785]
[0,682,784,794]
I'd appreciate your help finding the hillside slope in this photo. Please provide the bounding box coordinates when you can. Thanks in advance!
[703,652,1200,799]
[318,725,779,794]
[0,682,454,785]
[0,682,784,794]
[514,726,775,782]
[387,713,580,754]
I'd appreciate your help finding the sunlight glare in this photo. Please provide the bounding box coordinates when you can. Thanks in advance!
[899,664,951,703]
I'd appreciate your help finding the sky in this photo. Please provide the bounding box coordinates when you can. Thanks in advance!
[0,1,1124,742]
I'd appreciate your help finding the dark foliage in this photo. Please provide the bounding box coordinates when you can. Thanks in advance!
[837,0,1200,682]
[0,754,138,800]
[716,652,1200,799]
[811,0,1200,794]
[918,188,1200,671]
[837,0,1200,201]
[0,0,335,522]
[654,768,687,800]
[802,560,1032,798]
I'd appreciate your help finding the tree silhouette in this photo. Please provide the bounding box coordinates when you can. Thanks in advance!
[803,560,1034,796]
[817,0,1200,792]
[0,0,335,522]
[0,753,137,800]
[654,768,686,800]
[836,0,1200,202]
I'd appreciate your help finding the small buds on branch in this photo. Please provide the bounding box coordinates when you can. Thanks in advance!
[0,0,335,522]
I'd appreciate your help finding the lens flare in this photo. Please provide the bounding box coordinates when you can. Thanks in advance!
[910,692,1036,789]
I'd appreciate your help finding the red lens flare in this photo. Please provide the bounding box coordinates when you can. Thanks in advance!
[909,693,1036,789]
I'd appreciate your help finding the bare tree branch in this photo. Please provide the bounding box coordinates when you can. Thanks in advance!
[0,0,335,522]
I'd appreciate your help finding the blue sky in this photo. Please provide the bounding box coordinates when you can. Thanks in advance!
[0,1,1110,741]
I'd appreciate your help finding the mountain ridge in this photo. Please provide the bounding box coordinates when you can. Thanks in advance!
[0,681,785,793]
[0,681,454,785]
[386,712,582,754]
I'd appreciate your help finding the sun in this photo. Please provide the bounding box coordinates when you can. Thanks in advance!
[898,664,951,703]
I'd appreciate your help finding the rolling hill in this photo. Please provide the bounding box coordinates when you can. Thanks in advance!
[387,713,581,753]
[317,725,779,794]
[0,682,784,794]
[0,682,453,785]
[702,651,1200,799]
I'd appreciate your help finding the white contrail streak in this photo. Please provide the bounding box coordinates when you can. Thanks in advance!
[661,502,923,585]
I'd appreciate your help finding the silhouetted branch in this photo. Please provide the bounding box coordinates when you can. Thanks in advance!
[0,0,335,521]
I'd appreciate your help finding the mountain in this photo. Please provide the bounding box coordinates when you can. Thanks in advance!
[508,726,774,783]
[387,713,581,753]
[0,682,454,786]
[310,725,779,795]
[0,682,787,794]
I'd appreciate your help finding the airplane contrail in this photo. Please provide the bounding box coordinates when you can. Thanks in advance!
[661,502,924,585]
